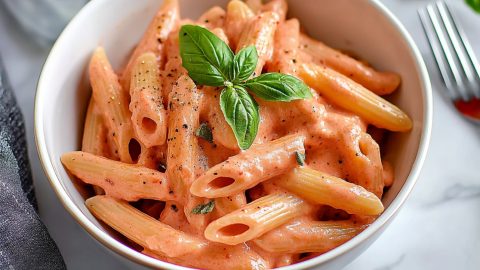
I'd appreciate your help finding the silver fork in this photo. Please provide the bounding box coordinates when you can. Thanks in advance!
[419,1,480,120]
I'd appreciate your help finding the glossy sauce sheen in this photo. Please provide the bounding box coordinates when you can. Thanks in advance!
[66,0,411,268]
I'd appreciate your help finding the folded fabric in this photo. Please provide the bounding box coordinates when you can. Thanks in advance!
[0,56,66,269]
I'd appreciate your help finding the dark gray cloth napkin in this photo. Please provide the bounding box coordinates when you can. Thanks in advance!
[0,57,66,269]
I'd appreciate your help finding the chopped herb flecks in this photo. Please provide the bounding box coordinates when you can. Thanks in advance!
[195,122,213,143]
[295,151,306,166]
[191,200,215,214]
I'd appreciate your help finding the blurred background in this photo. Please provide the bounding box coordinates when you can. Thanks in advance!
[0,0,479,269]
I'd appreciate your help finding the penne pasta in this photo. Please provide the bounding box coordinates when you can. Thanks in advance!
[190,135,305,198]
[224,0,255,48]
[65,1,411,267]
[272,254,298,268]
[214,193,247,217]
[144,242,269,269]
[137,145,167,170]
[204,194,306,245]
[254,217,367,253]
[120,0,179,91]
[266,18,300,75]
[300,34,401,95]
[275,167,384,216]
[261,0,288,22]
[211,28,230,45]
[383,160,394,187]
[183,195,213,234]
[89,47,139,163]
[244,0,263,13]
[159,201,199,235]
[352,133,384,197]
[166,75,203,197]
[82,98,109,195]
[299,63,413,132]
[61,151,173,201]
[197,6,226,29]
[166,75,212,231]
[86,196,207,257]
[129,52,168,147]
[236,11,280,76]
[161,22,190,103]
[82,98,108,157]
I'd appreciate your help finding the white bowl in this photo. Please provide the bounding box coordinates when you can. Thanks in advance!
[35,0,432,269]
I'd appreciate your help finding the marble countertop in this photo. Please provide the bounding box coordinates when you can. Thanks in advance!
[1,0,479,269]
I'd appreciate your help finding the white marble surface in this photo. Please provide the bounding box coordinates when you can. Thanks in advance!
[1,0,479,269]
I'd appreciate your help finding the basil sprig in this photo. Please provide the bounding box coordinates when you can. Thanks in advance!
[220,85,259,150]
[179,25,312,149]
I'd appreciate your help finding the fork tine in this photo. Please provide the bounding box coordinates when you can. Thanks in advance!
[439,1,480,98]
[425,3,470,101]
[436,1,478,97]
[418,7,460,100]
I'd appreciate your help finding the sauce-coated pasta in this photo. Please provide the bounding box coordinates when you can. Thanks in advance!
[62,1,411,269]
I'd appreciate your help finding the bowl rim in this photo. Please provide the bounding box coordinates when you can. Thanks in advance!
[34,0,432,269]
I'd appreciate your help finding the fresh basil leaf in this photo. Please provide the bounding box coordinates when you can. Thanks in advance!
[179,25,234,86]
[244,73,313,101]
[195,122,213,143]
[466,0,480,13]
[191,200,215,214]
[295,151,306,166]
[220,86,259,150]
[230,45,258,83]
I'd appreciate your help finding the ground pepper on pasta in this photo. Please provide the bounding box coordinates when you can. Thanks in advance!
[61,0,411,269]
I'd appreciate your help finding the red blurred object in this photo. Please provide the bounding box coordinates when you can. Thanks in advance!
[454,97,480,119]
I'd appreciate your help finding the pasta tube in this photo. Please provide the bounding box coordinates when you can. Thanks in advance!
[82,100,107,185]
[166,75,202,197]
[61,151,173,201]
[261,0,288,22]
[198,6,226,29]
[211,28,230,45]
[136,145,167,170]
[184,195,213,234]
[214,193,247,217]
[276,167,384,216]
[82,98,108,157]
[85,196,206,257]
[383,160,394,187]
[82,98,108,195]
[244,0,262,13]
[120,0,179,91]
[89,47,138,163]
[236,11,280,76]
[190,134,305,198]
[166,75,212,231]
[204,194,306,245]
[224,0,255,48]
[144,242,269,270]
[254,217,366,253]
[353,133,384,198]
[299,63,412,132]
[266,18,300,75]
[130,52,167,147]
[300,34,401,95]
